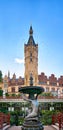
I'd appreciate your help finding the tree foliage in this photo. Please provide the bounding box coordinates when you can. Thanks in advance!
[0,89,3,96]
[0,70,3,82]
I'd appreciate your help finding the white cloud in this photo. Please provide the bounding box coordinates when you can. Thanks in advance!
[15,58,24,64]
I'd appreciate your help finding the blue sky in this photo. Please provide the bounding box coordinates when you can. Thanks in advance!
[0,0,63,78]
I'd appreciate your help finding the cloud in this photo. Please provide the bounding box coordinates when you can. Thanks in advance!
[15,58,24,64]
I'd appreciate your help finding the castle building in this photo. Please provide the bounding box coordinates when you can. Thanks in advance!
[38,73,63,96]
[2,26,63,96]
[7,73,24,94]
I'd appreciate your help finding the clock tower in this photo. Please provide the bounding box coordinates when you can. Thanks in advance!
[24,26,38,86]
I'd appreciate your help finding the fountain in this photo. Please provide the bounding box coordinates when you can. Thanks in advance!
[19,74,44,130]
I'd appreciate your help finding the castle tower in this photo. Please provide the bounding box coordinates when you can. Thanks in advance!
[3,75,8,93]
[24,26,38,86]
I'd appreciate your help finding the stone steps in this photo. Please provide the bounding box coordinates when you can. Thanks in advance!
[52,123,63,130]
[0,123,10,130]
[52,125,59,130]
[52,123,59,130]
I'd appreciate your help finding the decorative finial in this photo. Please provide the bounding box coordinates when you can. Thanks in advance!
[29,26,33,36]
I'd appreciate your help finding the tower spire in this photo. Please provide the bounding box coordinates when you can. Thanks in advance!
[29,26,33,36]
[8,71,10,78]
[27,26,35,45]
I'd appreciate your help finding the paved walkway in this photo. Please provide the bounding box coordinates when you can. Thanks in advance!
[8,125,56,130]
[8,126,21,130]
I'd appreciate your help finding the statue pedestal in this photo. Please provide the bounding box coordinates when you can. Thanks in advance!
[21,117,44,130]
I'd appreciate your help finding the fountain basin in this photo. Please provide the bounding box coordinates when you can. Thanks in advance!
[19,86,44,99]
[19,86,44,94]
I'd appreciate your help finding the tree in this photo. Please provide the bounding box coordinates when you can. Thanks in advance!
[0,89,3,96]
[0,70,3,82]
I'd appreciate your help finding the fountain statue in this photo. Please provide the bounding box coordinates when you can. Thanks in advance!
[19,74,44,130]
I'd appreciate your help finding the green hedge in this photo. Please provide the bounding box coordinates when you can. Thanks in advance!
[40,110,60,125]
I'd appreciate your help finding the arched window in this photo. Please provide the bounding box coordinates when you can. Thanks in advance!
[30,52,32,62]
[12,87,15,92]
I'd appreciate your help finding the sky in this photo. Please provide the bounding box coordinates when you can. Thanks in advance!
[0,0,63,78]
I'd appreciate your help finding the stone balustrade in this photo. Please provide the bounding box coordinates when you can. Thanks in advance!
[0,96,63,102]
